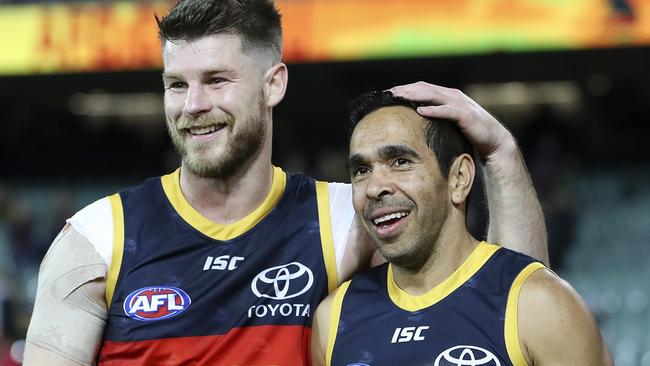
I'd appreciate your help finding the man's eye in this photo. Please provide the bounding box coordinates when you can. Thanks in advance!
[394,158,410,166]
[168,82,186,89]
[353,166,370,177]
[209,77,227,85]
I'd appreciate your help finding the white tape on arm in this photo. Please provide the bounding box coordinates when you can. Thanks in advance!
[25,225,108,366]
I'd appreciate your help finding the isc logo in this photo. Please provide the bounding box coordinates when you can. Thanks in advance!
[123,286,191,321]
[203,255,245,271]
[391,326,430,343]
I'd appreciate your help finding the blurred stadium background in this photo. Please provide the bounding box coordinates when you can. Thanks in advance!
[0,0,649,364]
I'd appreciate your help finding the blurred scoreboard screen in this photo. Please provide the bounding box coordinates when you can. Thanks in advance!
[0,0,648,75]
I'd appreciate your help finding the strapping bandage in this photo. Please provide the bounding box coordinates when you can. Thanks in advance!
[26,225,108,366]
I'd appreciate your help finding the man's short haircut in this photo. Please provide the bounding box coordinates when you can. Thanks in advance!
[349,90,474,179]
[156,0,282,63]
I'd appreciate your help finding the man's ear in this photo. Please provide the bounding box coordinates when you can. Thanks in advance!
[448,153,476,206]
[263,63,288,107]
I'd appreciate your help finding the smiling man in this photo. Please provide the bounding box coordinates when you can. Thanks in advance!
[24,1,549,365]
[311,91,612,366]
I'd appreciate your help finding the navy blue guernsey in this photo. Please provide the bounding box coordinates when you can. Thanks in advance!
[98,167,337,365]
[327,243,545,366]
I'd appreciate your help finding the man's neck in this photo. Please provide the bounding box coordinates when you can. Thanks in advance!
[178,154,274,225]
[391,217,479,296]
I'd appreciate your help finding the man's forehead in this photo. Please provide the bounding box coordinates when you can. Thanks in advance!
[163,33,242,52]
[162,34,247,67]
[352,106,427,145]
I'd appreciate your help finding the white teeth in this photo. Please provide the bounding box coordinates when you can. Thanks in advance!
[189,125,219,135]
[373,212,409,225]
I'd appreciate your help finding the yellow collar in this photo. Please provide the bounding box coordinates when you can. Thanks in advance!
[387,242,500,312]
[160,166,287,241]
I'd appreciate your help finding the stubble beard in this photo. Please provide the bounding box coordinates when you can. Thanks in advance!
[364,198,422,268]
[367,200,445,271]
[379,228,440,270]
[166,100,267,180]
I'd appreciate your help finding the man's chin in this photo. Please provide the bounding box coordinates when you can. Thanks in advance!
[183,158,220,177]
[378,245,405,263]
[183,154,243,179]
[379,247,422,269]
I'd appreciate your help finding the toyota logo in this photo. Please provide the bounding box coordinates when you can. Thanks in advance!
[434,345,501,366]
[251,262,314,300]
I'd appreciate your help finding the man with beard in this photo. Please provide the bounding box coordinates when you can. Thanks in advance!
[311,91,612,366]
[23,1,548,365]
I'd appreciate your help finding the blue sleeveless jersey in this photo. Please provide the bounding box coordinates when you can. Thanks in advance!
[328,243,545,366]
[98,168,338,365]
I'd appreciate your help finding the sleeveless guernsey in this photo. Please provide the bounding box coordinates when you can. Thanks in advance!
[328,243,545,366]
[97,168,339,365]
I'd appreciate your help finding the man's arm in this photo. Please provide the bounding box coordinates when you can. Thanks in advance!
[338,215,380,283]
[23,225,108,366]
[24,343,85,366]
[311,290,338,366]
[518,269,613,365]
[390,82,548,264]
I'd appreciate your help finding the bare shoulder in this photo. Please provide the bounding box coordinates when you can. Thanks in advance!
[313,285,343,343]
[518,268,613,366]
[312,284,350,366]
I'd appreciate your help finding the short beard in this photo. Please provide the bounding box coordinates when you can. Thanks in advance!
[376,219,445,271]
[364,199,441,271]
[378,244,428,270]
[166,98,267,179]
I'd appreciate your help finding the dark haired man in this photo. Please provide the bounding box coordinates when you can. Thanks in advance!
[24,1,547,365]
[311,91,612,366]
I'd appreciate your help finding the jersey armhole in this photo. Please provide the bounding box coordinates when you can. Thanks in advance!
[504,261,546,366]
[321,182,356,288]
[326,281,351,366]
[316,181,339,293]
[105,194,125,307]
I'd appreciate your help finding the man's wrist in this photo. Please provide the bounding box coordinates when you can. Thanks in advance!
[483,134,519,169]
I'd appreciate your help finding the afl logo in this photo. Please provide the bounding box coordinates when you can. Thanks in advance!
[251,262,314,300]
[123,286,191,321]
[434,345,501,366]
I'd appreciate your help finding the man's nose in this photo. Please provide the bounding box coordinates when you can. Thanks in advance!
[183,85,212,116]
[365,168,396,200]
